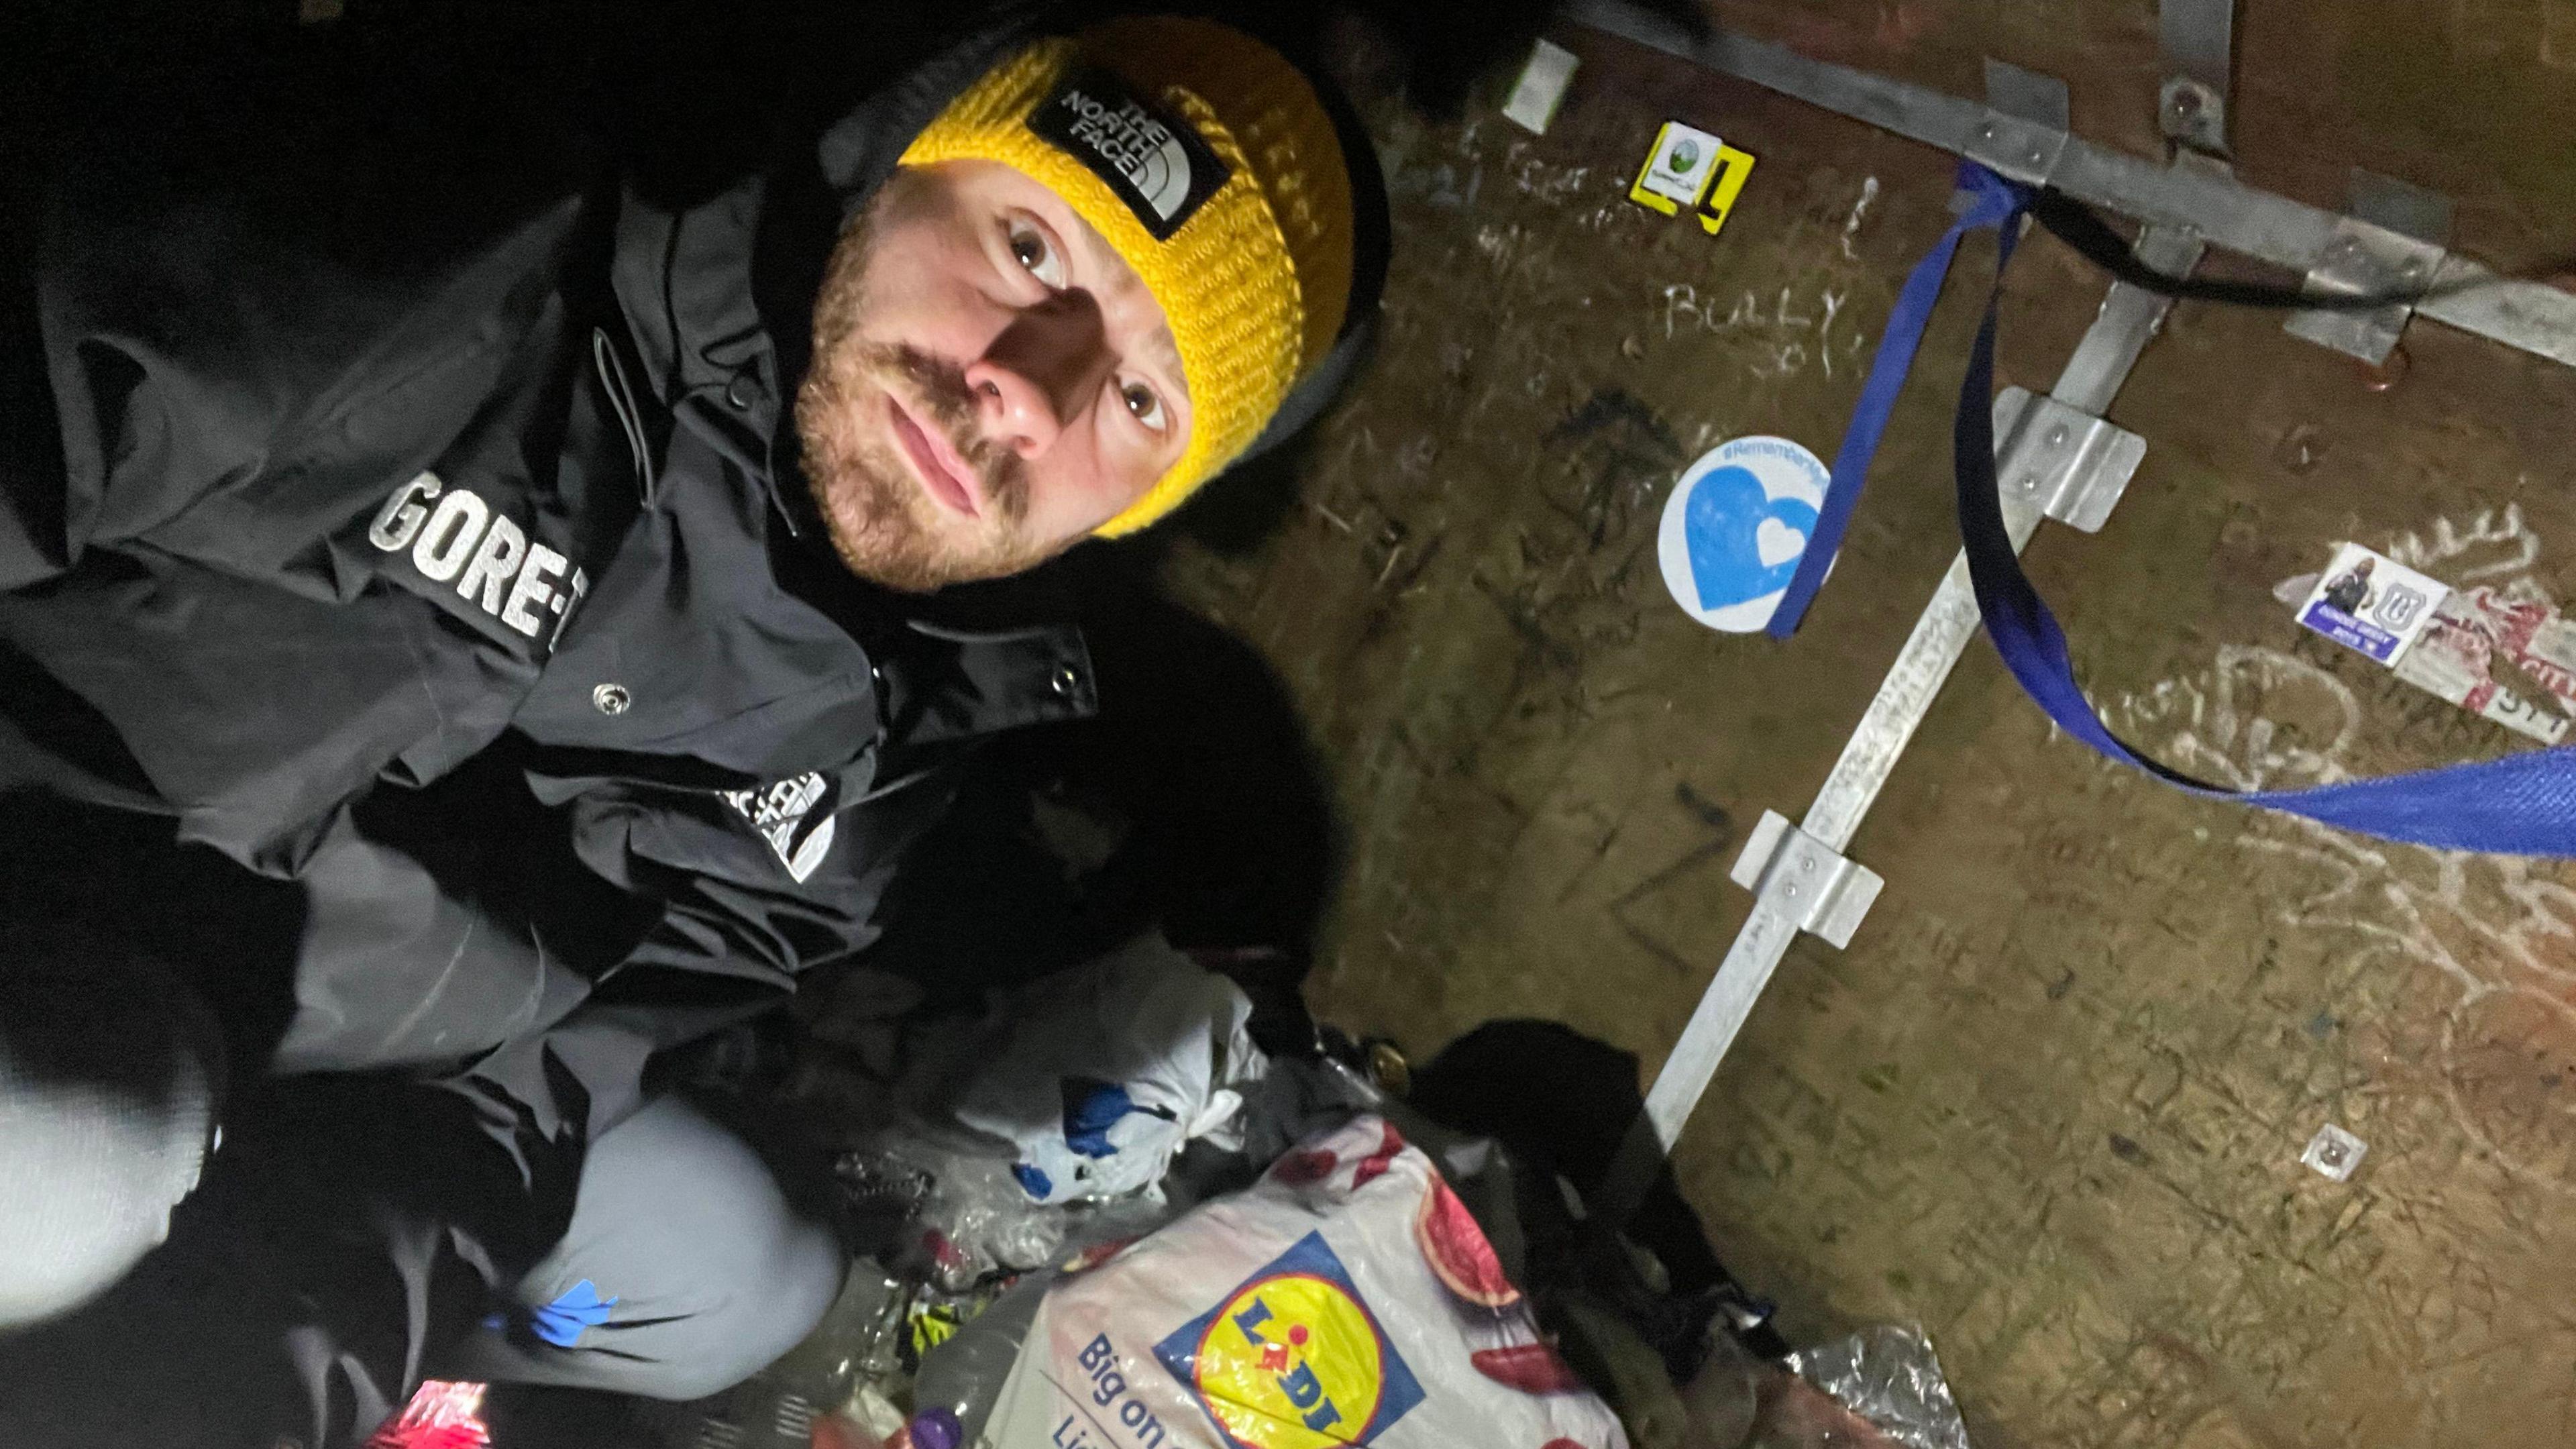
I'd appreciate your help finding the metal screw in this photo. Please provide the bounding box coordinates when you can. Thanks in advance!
[2017,473,2040,492]
[1800,858,1815,873]
[2401,258,2426,280]
[592,682,631,716]
[2046,424,2070,447]
[2025,146,2045,166]
[1977,122,1997,140]
[2332,238,2359,258]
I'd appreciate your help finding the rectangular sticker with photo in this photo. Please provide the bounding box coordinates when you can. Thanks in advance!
[2294,542,2447,665]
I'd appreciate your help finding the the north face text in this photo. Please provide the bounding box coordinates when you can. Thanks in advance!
[1028,66,1226,241]
[720,771,837,883]
[368,472,587,646]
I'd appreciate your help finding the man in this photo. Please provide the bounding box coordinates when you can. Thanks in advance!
[2321,555,2375,615]
[0,5,1380,1437]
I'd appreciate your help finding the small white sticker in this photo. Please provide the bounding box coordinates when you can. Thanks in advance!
[2294,542,2448,665]
[1658,437,1830,633]
[1502,39,1579,136]
[2300,1123,2368,1182]
[1637,122,1725,207]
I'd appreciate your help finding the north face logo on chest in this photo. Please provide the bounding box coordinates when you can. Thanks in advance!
[721,771,838,883]
[367,472,588,647]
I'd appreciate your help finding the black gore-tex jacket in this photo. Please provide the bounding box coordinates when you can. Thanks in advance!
[0,13,1087,1152]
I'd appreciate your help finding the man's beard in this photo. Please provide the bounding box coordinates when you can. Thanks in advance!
[795,337,1044,594]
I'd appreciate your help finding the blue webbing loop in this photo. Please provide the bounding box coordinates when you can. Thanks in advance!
[1767,164,2029,639]
[1927,162,2576,856]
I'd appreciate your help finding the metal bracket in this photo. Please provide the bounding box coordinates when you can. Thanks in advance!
[1967,59,2068,184]
[2158,0,2236,154]
[1728,810,1884,949]
[1991,386,2147,533]
[2285,168,2453,365]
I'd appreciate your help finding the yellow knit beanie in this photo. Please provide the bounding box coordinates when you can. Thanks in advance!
[898,17,1355,537]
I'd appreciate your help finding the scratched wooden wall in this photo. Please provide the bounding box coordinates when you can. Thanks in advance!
[1150,3,2576,1444]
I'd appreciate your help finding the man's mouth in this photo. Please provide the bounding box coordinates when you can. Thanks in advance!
[886,394,981,519]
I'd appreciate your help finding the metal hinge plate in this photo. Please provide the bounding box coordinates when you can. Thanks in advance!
[1729,810,1884,949]
[1991,386,2147,533]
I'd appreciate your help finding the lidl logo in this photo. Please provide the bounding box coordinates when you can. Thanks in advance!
[1155,1233,1424,1449]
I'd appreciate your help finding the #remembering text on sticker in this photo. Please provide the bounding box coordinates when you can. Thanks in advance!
[1658,436,1829,633]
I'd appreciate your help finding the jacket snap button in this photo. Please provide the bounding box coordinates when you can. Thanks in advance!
[592,682,632,716]
[724,375,755,410]
[1049,665,1080,698]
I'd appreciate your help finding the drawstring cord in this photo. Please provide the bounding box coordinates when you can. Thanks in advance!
[591,327,656,507]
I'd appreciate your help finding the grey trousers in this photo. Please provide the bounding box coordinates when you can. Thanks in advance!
[449,1094,848,1402]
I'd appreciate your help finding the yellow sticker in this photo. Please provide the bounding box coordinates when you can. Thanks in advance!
[1629,121,1757,237]
[1695,144,1758,236]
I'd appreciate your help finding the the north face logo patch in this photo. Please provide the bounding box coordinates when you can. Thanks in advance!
[721,772,837,883]
[1028,65,1228,240]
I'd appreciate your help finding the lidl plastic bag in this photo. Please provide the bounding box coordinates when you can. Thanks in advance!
[979,1114,1629,1448]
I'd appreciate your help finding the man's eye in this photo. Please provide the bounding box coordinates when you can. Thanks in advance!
[1008,223,1065,288]
[1122,381,1167,432]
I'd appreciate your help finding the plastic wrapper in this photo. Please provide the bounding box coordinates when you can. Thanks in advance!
[977,1114,1627,1449]
[914,1273,1053,1444]
[838,1142,1069,1292]
[953,935,1267,1206]
[1781,1326,1972,1449]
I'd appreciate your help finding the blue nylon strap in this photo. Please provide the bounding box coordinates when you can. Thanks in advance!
[1937,163,2576,857]
[1768,166,2029,639]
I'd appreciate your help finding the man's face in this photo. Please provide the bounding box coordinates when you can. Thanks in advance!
[797,159,1194,592]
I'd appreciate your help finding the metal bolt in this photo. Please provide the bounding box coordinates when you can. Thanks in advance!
[1977,122,1997,140]
[2332,238,2359,258]
[2025,146,2045,167]
[592,682,631,716]
[2017,473,2040,492]
[2402,258,2426,280]
[1800,857,1815,873]
[1783,883,1801,898]
[2046,424,2070,447]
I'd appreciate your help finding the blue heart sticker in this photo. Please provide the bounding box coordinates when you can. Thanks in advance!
[1684,465,1819,610]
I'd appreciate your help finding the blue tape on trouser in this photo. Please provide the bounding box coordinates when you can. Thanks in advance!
[1930,162,2576,857]
[1767,166,2028,639]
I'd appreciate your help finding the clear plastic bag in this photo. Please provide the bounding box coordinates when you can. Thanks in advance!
[838,1141,1069,1293]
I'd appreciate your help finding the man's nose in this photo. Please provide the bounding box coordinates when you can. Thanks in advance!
[963,288,1114,460]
